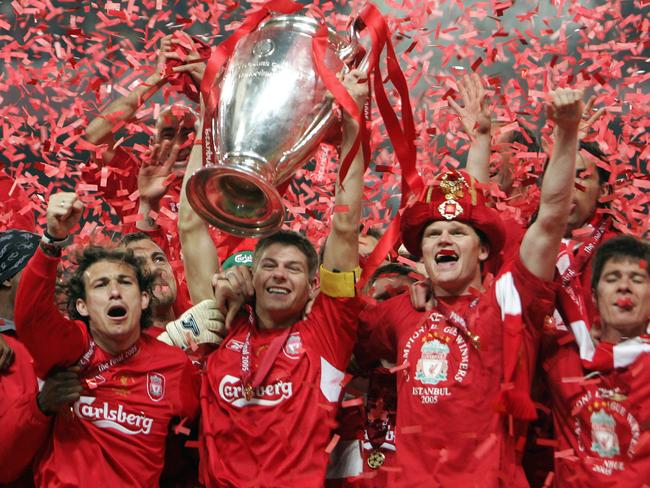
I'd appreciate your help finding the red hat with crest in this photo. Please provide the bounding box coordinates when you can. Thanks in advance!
[400,170,506,270]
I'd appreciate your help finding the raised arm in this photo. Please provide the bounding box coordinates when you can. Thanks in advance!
[520,88,584,280]
[448,73,492,183]
[84,36,171,163]
[14,193,88,375]
[135,130,184,233]
[178,103,220,304]
[321,70,369,273]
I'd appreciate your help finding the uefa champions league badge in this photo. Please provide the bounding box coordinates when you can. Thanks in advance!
[367,449,386,469]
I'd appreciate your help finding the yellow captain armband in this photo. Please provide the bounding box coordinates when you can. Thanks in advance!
[319,265,361,298]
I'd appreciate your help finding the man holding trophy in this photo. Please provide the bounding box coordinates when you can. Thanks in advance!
[170,10,372,485]
[190,66,367,486]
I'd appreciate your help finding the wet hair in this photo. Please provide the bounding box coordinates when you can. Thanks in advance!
[579,140,610,186]
[369,263,416,286]
[60,246,156,328]
[254,230,319,279]
[119,231,153,248]
[591,235,650,290]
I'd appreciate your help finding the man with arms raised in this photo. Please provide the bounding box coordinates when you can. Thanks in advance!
[199,71,367,486]
[545,235,650,485]
[357,88,585,486]
[14,193,199,486]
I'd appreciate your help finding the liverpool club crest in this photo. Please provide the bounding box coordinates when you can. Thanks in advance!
[147,372,166,402]
[415,339,449,385]
[283,332,303,359]
[590,409,620,458]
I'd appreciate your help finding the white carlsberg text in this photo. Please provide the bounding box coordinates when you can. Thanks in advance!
[73,396,154,435]
[219,374,293,407]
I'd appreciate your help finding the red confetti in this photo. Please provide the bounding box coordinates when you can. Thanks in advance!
[324,434,340,454]
[341,397,364,408]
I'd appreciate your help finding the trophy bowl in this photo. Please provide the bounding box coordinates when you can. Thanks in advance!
[187,14,363,237]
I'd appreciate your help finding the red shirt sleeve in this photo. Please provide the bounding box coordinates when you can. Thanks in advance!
[356,296,401,367]
[14,247,88,377]
[0,334,51,483]
[299,294,361,372]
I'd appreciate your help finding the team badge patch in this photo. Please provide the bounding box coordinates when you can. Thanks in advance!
[283,332,303,359]
[415,339,449,385]
[590,409,621,458]
[226,339,245,352]
[147,372,165,402]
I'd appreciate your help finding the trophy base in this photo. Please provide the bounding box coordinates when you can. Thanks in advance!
[186,165,285,238]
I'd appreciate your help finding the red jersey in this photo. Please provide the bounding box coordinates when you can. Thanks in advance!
[14,247,200,487]
[201,293,361,487]
[357,256,556,487]
[545,339,650,486]
[0,334,50,484]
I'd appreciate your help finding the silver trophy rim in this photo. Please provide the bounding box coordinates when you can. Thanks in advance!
[186,165,285,238]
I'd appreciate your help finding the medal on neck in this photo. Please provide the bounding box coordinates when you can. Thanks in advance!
[240,324,293,402]
[366,409,388,469]
[365,372,395,469]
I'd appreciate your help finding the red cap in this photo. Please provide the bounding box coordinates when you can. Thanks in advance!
[400,170,505,269]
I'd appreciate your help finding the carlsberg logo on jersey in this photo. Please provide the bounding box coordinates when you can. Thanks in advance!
[219,374,293,407]
[74,396,154,435]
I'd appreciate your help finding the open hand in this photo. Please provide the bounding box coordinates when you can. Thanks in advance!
[448,73,491,138]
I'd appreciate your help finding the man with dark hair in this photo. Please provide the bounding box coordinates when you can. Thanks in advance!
[14,192,199,486]
[118,231,224,350]
[198,70,367,486]
[358,88,584,486]
[543,235,650,485]
[368,263,420,302]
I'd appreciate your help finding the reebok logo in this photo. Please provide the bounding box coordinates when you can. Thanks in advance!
[218,374,293,407]
[74,396,154,435]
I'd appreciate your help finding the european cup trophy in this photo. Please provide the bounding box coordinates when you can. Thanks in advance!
[186,14,366,237]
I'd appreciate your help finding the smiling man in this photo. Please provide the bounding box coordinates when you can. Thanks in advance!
[199,70,367,487]
[357,88,585,486]
[14,192,199,486]
[544,235,650,485]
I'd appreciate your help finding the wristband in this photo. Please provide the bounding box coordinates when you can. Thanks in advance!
[42,230,69,244]
[40,232,70,257]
